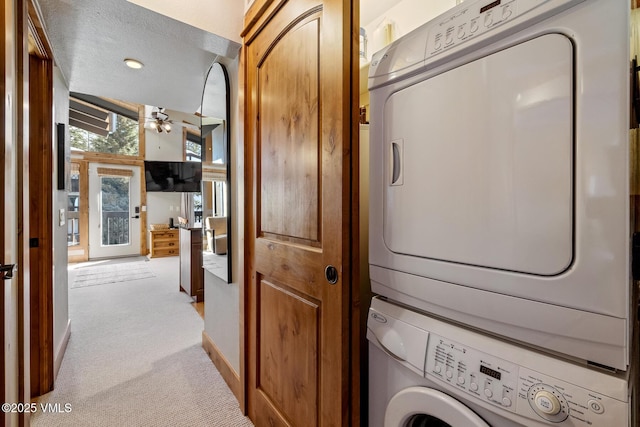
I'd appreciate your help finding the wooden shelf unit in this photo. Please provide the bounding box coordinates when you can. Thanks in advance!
[149,229,179,258]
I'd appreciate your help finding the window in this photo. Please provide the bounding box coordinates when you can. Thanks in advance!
[185,132,202,161]
[68,93,140,157]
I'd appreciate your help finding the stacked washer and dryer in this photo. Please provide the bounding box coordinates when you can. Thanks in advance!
[366,0,636,425]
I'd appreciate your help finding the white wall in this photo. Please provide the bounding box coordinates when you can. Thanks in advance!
[144,110,191,228]
[52,66,70,374]
[362,0,458,62]
[146,193,181,227]
[204,271,240,373]
[203,55,242,375]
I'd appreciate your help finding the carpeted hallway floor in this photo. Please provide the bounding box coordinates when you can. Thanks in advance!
[32,256,253,427]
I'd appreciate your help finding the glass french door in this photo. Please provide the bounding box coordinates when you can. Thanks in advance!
[88,163,141,259]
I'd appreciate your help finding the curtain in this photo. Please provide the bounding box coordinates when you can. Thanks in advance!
[180,193,195,227]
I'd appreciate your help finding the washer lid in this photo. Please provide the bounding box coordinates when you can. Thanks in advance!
[385,387,490,427]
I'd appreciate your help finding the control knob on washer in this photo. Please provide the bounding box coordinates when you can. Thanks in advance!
[534,390,562,415]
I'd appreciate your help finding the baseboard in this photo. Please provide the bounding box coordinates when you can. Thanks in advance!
[53,319,71,381]
[202,330,241,404]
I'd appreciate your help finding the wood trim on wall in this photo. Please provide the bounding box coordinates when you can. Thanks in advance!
[241,0,278,37]
[241,0,287,42]
[349,0,362,423]
[138,106,148,255]
[0,0,5,398]
[53,319,70,381]
[19,0,35,423]
[29,52,54,398]
[96,167,134,177]
[68,160,89,263]
[202,331,242,404]
[27,1,52,59]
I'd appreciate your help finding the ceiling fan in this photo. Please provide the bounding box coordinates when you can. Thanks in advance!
[145,107,199,133]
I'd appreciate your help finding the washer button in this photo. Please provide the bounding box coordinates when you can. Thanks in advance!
[446,370,453,379]
[502,397,512,407]
[445,33,453,45]
[457,24,466,39]
[434,365,442,374]
[470,382,479,392]
[503,4,513,19]
[434,34,442,50]
[484,12,494,27]
[457,376,465,385]
[470,19,479,33]
[588,399,605,414]
[484,388,493,398]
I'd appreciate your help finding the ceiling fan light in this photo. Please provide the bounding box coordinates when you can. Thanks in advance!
[162,123,171,133]
[124,58,144,69]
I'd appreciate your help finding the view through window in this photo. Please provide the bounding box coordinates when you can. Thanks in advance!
[70,114,140,156]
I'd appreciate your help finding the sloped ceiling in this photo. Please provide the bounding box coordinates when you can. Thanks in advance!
[34,0,241,114]
[126,0,243,44]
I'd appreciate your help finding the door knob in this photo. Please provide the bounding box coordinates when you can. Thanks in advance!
[1,263,17,280]
[325,265,338,284]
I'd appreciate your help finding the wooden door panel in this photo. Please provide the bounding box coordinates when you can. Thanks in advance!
[255,239,323,297]
[259,18,320,242]
[245,0,354,425]
[258,279,319,426]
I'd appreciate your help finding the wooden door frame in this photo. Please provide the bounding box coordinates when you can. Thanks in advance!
[3,0,36,423]
[27,0,55,399]
[241,0,360,424]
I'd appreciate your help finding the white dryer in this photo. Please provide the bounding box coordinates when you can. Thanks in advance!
[368,297,630,426]
[368,0,631,371]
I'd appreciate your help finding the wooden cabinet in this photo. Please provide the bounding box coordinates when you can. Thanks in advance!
[149,229,179,258]
[179,227,204,302]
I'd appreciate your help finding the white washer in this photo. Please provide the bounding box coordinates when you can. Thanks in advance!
[368,297,630,426]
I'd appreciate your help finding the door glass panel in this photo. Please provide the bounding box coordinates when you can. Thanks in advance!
[101,176,130,246]
[67,169,81,246]
[407,414,451,427]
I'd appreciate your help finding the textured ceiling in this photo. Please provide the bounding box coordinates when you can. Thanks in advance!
[35,0,241,114]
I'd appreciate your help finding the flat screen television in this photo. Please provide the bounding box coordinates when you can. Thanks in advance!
[144,161,202,192]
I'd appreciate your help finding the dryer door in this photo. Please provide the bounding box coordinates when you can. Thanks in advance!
[385,387,489,427]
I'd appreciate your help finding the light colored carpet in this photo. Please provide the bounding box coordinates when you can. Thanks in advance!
[71,261,155,288]
[33,256,253,427]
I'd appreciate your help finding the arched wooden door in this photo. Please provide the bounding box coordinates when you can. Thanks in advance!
[242,0,357,425]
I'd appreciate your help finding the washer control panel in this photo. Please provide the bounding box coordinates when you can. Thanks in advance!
[425,333,628,425]
[426,0,519,57]
[426,333,520,413]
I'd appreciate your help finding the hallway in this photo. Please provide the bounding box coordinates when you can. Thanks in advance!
[32,256,252,427]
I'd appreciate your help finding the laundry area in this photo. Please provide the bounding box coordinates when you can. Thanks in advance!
[362,0,639,425]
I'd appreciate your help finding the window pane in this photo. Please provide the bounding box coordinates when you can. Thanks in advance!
[70,114,139,156]
[67,170,81,246]
[101,177,130,246]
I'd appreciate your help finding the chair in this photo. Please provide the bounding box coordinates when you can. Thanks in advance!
[205,216,227,255]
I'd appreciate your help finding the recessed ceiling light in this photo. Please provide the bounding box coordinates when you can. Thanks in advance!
[124,58,144,69]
